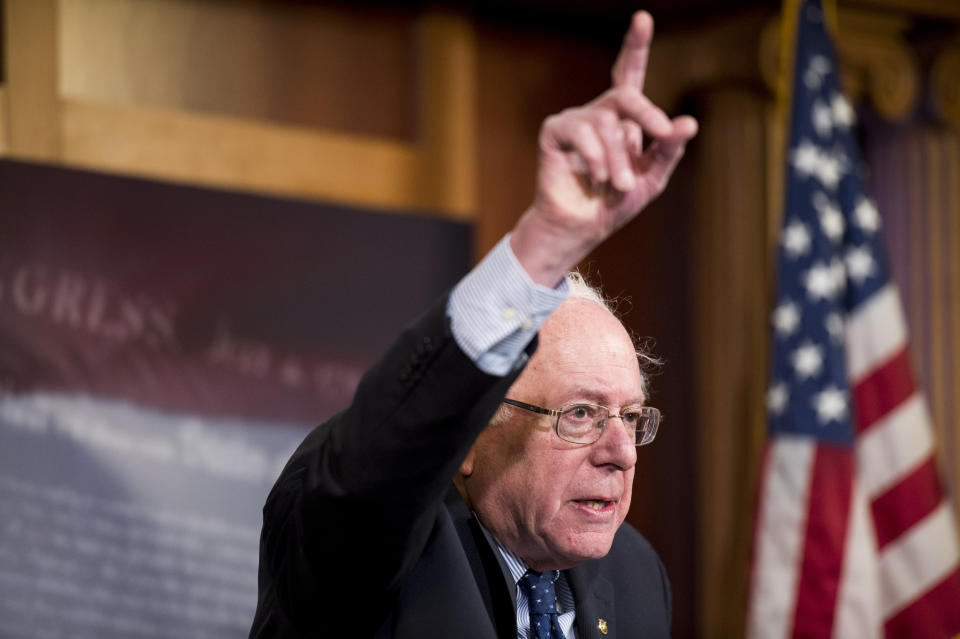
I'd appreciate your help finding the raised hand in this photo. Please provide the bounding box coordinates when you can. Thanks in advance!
[511,11,698,287]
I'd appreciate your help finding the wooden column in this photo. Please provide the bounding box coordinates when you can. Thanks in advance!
[690,87,774,639]
[415,12,477,220]
[0,85,9,155]
[4,0,60,160]
[931,41,960,129]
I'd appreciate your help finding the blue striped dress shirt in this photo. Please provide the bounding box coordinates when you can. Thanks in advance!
[447,234,569,376]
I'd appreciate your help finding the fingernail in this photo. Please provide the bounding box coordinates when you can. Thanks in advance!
[617,169,636,191]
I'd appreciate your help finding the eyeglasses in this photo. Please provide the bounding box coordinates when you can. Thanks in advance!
[501,398,660,446]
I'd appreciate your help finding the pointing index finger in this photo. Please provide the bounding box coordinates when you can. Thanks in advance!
[611,11,653,93]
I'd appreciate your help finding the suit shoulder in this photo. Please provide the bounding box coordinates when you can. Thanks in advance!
[609,522,660,562]
[596,523,672,633]
[605,523,671,602]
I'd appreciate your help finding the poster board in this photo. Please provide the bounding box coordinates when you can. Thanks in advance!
[0,159,471,637]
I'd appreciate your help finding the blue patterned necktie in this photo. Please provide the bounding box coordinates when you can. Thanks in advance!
[518,570,565,639]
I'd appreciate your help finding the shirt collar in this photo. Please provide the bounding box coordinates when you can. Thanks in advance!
[478,519,560,586]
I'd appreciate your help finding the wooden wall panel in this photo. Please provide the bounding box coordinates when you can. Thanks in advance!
[2,0,476,218]
[58,0,416,139]
[58,98,426,209]
[4,0,59,160]
[476,25,610,255]
[0,86,9,154]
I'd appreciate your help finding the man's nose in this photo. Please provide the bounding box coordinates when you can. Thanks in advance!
[590,415,637,469]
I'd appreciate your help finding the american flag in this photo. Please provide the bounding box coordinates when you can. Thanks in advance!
[746,0,960,637]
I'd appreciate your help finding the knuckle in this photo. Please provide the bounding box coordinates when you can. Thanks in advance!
[572,120,595,144]
[579,144,603,165]
[595,110,619,132]
[608,85,630,102]
[582,148,604,165]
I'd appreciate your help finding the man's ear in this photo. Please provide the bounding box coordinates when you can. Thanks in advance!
[459,446,476,477]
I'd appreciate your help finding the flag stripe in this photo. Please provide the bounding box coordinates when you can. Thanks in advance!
[845,285,907,381]
[871,456,944,549]
[851,347,915,434]
[831,481,881,639]
[878,501,960,615]
[884,566,960,639]
[855,394,933,499]
[791,446,853,639]
[748,439,816,639]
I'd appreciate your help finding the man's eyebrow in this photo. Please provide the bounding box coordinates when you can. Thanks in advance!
[563,390,646,407]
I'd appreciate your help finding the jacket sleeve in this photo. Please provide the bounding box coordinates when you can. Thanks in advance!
[249,295,531,638]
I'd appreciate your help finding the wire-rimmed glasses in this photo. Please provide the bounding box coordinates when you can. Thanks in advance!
[501,398,660,446]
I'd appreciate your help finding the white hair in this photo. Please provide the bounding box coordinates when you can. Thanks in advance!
[564,271,661,396]
[565,271,614,312]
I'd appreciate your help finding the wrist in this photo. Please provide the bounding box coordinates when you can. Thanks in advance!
[509,205,597,287]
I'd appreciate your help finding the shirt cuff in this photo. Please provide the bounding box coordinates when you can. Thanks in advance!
[447,234,570,376]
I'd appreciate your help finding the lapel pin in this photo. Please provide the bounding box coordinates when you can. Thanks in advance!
[597,618,608,635]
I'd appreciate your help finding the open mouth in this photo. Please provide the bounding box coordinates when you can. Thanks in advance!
[575,499,613,511]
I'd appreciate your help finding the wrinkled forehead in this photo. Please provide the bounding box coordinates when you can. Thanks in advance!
[545,297,630,346]
[513,298,644,403]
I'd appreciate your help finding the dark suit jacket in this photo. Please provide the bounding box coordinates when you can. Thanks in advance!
[249,296,672,638]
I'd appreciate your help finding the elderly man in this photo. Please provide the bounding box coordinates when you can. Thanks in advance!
[250,11,696,639]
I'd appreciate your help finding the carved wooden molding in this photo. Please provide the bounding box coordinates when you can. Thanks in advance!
[931,42,960,128]
[759,9,919,120]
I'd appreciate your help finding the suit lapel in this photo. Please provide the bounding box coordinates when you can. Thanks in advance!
[445,487,517,639]
[567,563,615,639]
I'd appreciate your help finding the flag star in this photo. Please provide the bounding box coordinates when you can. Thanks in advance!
[812,191,845,242]
[812,386,848,423]
[811,55,831,75]
[854,198,880,233]
[804,261,841,300]
[820,206,845,242]
[767,382,789,415]
[803,55,831,90]
[812,99,833,139]
[772,301,801,336]
[845,246,875,284]
[814,152,843,190]
[831,93,855,128]
[825,312,845,343]
[792,342,824,379]
[791,140,821,179]
[782,220,812,257]
[803,69,822,91]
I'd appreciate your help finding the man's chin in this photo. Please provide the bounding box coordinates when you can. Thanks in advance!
[541,532,616,570]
